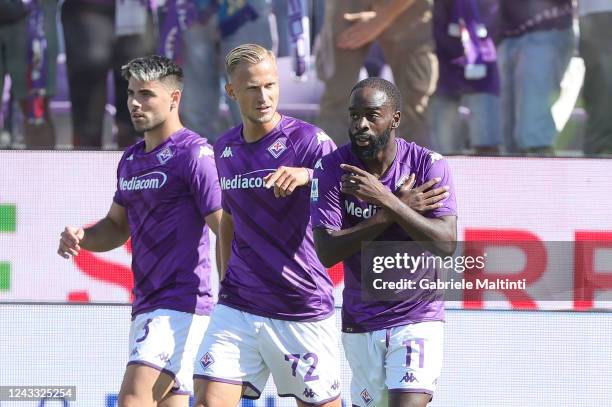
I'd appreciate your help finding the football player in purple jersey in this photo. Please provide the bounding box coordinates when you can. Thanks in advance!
[58,55,222,407]
[311,77,457,407]
[193,44,341,407]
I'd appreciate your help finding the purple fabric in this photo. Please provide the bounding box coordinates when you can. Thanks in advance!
[192,375,262,399]
[74,0,153,7]
[277,393,341,405]
[434,0,500,96]
[217,0,258,38]
[127,360,178,384]
[214,115,337,321]
[287,0,309,78]
[26,0,48,123]
[157,0,200,64]
[113,128,222,317]
[311,139,458,333]
[500,0,573,38]
[388,388,434,395]
[71,0,114,5]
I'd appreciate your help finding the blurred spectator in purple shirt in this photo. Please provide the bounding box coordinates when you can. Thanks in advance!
[430,0,501,155]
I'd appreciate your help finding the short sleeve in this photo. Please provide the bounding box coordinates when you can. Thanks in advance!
[213,141,232,215]
[113,189,125,207]
[310,156,344,231]
[183,144,222,218]
[220,192,232,214]
[297,127,337,169]
[113,152,127,207]
[424,154,457,218]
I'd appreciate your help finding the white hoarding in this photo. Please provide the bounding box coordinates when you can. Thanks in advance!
[1,152,612,309]
[0,305,610,407]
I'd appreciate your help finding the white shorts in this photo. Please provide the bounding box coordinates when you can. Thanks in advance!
[128,308,210,395]
[342,321,444,407]
[194,304,341,404]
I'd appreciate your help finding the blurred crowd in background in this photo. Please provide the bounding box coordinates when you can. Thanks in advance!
[1,0,611,156]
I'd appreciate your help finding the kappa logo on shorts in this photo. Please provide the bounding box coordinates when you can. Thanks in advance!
[330,380,340,391]
[200,352,215,369]
[360,389,373,405]
[400,372,419,383]
[157,352,171,365]
[303,388,317,399]
[157,147,174,164]
[268,138,287,158]
[130,348,139,357]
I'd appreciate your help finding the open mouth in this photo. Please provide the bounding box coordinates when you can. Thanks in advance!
[354,135,372,147]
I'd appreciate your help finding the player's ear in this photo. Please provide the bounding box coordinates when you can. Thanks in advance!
[170,89,181,111]
[225,82,236,101]
[391,111,401,128]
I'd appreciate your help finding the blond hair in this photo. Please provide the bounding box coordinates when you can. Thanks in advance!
[225,44,276,77]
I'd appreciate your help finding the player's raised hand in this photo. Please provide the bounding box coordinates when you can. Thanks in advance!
[57,226,85,259]
[263,166,310,198]
[340,164,395,207]
[396,175,449,213]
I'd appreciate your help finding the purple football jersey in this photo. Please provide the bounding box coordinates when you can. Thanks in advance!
[113,128,222,317]
[214,115,336,321]
[310,139,458,333]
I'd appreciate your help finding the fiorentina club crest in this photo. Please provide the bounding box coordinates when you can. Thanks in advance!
[157,147,174,164]
[268,138,287,158]
[200,352,215,369]
[360,389,373,405]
